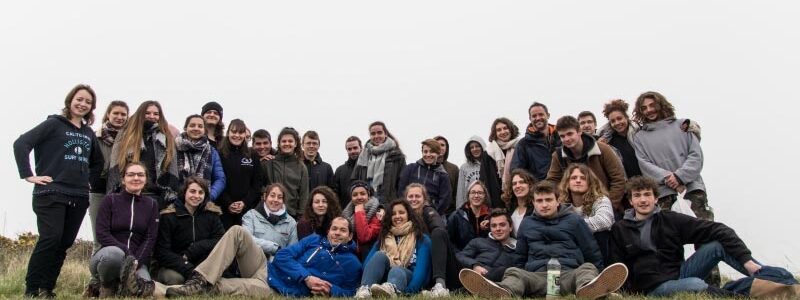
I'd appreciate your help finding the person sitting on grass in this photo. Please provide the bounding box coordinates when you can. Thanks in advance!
[459,181,628,299]
[455,208,522,283]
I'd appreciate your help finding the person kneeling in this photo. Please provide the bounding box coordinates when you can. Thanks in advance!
[459,182,627,299]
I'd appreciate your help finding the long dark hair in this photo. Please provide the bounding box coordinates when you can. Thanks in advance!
[377,199,426,248]
[302,186,343,235]
[503,168,536,212]
[218,119,251,158]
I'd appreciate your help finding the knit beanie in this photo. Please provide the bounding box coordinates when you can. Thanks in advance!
[201,101,223,119]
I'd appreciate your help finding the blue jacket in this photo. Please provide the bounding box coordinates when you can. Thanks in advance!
[365,234,432,294]
[515,204,603,272]
[267,234,362,297]
[510,125,561,180]
[397,160,452,215]
[208,148,226,201]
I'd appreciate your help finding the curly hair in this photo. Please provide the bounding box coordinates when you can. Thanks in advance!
[602,99,630,119]
[377,199,426,248]
[302,186,343,236]
[558,164,608,216]
[502,169,536,211]
[633,91,675,123]
[489,117,520,142]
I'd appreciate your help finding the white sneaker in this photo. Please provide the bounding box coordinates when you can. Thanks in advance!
[422,282,450,298]
[370,282,398,298]
[458,268,511,298]
[355,285,372,299]
[576,263,628,300]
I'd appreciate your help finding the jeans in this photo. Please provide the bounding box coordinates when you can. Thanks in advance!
[648,241,751,297]
[25,193,89,295]
[361,252,413,292]
[90,246,151,285]
[88,192,106,254]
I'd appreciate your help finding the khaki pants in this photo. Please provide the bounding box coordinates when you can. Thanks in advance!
[498,263,598,297]
[194,226,272,297]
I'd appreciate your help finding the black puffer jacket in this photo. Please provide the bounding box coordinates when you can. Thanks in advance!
[447,205,490,251]
[456,235,521,272]
[610,209,753,293]
[515,204,603,272]
[156,200,225,277]
[332,158,356,208]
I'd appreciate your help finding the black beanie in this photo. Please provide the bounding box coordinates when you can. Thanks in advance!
[201,101,223,119]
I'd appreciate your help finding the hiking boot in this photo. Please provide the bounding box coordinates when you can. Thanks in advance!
[165,271,212,297]
[36,289,56,299]
[82,279,100,298]
[422,282,450,297]
[458,268,511,298]
[118,255,154,297]
[576,263,628,299]
[354,285,372,299]
[370,282,398,298]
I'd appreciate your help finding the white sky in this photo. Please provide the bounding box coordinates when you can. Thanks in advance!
[2,1,798,275]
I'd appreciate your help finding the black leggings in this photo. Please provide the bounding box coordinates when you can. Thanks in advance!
[430,228,463,288]
[25,193,89,295]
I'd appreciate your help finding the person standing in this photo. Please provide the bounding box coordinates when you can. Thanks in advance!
[88,100,129,253]
[218,119,263,228]
[14,84,104,298]
[397,139,452,216]
[302,130,334,191]
[200,101,224,148]
[433,136,459,215]
[264,127,309,219]
[351,121,406,203]
[332,136,361,208]
[175,114,226,201]
[486,117,521,188]
[510,102,561,181]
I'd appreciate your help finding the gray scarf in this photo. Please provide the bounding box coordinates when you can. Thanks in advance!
[356,137,397,192]
[342,196,380,222]
[175,133,212,181]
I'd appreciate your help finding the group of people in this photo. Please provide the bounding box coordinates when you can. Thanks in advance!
[13,84,799,299]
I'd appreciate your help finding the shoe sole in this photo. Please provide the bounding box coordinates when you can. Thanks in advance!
[370,285,395,298]
[576,263,628,299]
[459,269,511,298]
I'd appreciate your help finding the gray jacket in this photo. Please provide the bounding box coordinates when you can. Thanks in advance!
[456,136,487,208]
[632,118,704,197]
[242,204,298,256]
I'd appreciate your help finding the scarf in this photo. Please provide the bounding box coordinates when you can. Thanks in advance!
[175,132,212,180]
[356,137,397,192]
[487,137,519,180]
[261,203,287,225]
[381,221,417,267]
[342,196,380,222]
[100,122,121,147]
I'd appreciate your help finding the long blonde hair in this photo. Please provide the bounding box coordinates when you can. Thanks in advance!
[115,101,174,173]
[558,164,607,216]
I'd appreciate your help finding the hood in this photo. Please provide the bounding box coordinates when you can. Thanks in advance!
[623,206,662,222]
[561,134,600,160]
[531,203,574,222]
[415,159,445,173]
[489,232,517,249]
[525,123,557,139]
[49,114,84,129]
[435,136,451,162]
[639,117,679,132]
[464,135,488,163]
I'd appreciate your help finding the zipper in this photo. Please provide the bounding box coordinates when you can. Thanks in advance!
[127,194,135,250]
[192,214,196,241]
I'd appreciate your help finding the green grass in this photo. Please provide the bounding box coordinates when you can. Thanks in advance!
[0,236,764,299]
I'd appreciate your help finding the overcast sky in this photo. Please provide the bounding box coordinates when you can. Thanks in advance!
[2,1,798,275]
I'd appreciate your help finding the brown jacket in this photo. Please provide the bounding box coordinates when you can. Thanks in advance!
[546,135,626,211]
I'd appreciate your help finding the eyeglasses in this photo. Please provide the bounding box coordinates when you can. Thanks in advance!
[125,172,146,178]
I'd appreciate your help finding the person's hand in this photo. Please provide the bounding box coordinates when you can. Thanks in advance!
[261,154,275,161]
[376,208,385,220]
[479,220,489,230]
[598,137,608,144]
[25,176,53,185]
[305,276,332,295]
[229,201,244,214]
[744,260,762,275]
[182,254,188,261]
[473,265,489,275]
[354,203,365,213]
[665,173,680,190]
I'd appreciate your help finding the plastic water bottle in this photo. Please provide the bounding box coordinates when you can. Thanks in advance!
[546,257,561,299]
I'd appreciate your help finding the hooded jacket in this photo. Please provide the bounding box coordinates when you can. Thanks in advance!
[397,160,452,215]
[14,115,104,198]
[303,154,334,191]
[456,233,521,273]
[436,137,460,215]
[515,204,603,272]
[446,202,490,251]
[332,157,357,208]
[219,145,263,228]
[265,152,310,218]
[155,199,225,277]
[95,190,160,266]
[610,209,753,293]
[545,134,627,211]
[267,234,362,297]
[510,124,561,181]
[632,118,705,197]
[242,204,299,256]
[456,136,503,208]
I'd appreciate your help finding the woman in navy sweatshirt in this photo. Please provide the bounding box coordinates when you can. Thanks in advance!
[13,84,104,298]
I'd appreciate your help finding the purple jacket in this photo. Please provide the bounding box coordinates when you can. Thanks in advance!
[96,190,160,265]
